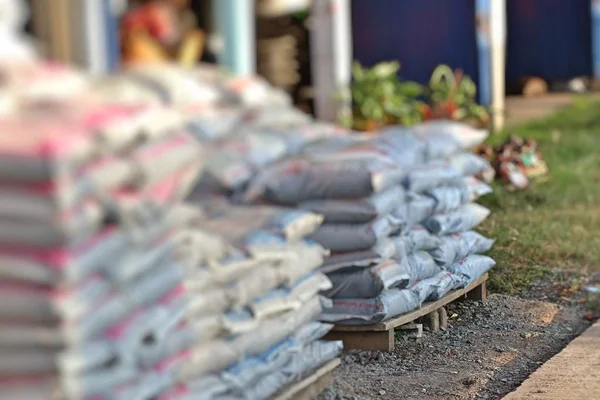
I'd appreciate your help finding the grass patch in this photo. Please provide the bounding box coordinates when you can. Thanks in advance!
[480,97,600,295]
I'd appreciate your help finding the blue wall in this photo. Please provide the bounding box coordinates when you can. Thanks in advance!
[506,0,593,83]
[351,0,479,87]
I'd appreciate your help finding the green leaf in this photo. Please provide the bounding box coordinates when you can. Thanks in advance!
[398,81,423,97]
[352,61,365,81]
[372,61,400,78]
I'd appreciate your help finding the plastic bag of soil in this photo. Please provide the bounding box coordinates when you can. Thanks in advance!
[299,185,405,224]
[390,225,441,254]
[410,271,456,303]
[242,153,406,205]
[191,201,324,244]
[309,213,404,253]
[425,178,492,214]
[298,135,368,158]
[429,231,495,267]
[0,225,140,286]
[320,288,420,325]
[447,152,492,176]
[249,273,332,320]
[410,120,489,157]
[406,251,442,284]
[447,255,496,286]
[0,200,103,248]
[377,128,428,168]
[423,204,491,235]
[323,258,412,299]
[0,118,96,184]
[402,162,464,193]
[394,192,436,229]
[183,105,243,141]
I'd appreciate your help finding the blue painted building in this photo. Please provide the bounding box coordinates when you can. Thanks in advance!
[351,0,600,106]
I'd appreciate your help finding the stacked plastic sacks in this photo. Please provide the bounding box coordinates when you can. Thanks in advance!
[242,120,496,326]
[162,200,343,399]
[0,94,205,399]
[93,64,351,196]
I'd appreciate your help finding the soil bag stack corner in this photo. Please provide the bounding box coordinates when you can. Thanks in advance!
[242,119,497,327]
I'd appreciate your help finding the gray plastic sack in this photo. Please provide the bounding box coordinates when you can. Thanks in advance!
[429,231,495,267]
[321,288,420,325]
[319,249,383,274]
[447,255,496,286]
[243,155,405,205]
[324,258,412,299]
[299,185,405,224]
[423,203,491,235]
[309,213,403,253]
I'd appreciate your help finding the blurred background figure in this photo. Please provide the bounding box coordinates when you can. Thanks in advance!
[121,0,205,66]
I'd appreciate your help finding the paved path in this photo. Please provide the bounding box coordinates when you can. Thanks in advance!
[505,93,600,126]
[503,320,600,399]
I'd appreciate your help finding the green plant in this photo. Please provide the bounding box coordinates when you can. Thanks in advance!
[424,64,488,123]
[346,61,424,128]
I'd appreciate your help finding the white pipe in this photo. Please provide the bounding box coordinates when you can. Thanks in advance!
[214,0,256,76]
[332,0,352,120]
[489,0,506,130]
[83,0,107,76]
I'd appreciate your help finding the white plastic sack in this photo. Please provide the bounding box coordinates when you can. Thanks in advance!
[423,204,491,235]
[394,192,436,229]
[406,251,442,284]
[425,178,492,213]
[411,120,489,154]
[403,162,464,193]
[429,231,495,267]
[447,152,492,176]
[447,255,496,286]
[391,225,441,254]
[410,271,456,303]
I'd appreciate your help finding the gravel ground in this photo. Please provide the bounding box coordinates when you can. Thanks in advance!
[319,294,591,400]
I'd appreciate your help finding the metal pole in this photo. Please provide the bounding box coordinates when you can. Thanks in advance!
[310,0,352,122]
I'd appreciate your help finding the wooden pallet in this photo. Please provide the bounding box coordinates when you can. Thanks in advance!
[273,358,341,400]
[324,273,488,352]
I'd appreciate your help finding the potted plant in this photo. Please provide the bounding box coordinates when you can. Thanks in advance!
[344,61,423,131]
[422,64,489,127]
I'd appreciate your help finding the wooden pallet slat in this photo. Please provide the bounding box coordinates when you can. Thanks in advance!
[273,358,341,400]
[325,273,488,352]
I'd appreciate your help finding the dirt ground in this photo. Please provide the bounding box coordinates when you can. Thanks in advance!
[319,294,591,400]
